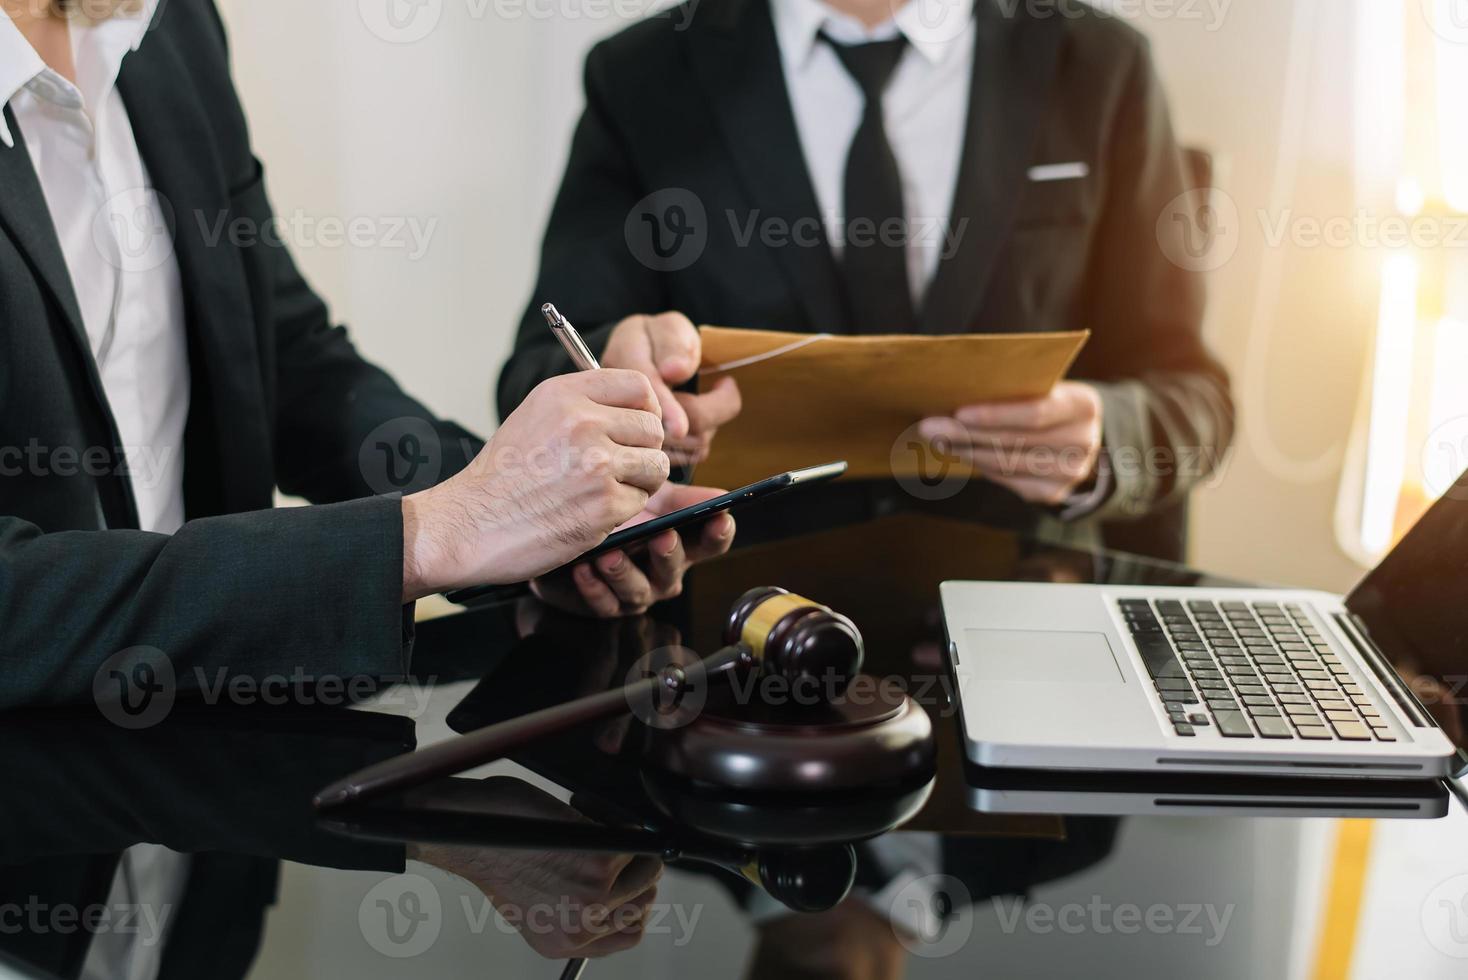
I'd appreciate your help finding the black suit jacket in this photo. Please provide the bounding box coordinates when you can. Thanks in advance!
[0,0,478,711]
[498,0,1234,559]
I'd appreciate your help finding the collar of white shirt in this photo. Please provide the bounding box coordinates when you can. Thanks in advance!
[771,0,976,75]
[0,0,160,149]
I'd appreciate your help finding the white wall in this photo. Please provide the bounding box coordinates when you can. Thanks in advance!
[1117,0,1381,592]
[216,0,638,438]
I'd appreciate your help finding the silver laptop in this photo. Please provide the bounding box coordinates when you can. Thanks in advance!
[964,765,1452,818]
[941,469,1468,780]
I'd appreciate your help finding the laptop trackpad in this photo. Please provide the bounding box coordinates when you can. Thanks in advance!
[966,630,1125,684]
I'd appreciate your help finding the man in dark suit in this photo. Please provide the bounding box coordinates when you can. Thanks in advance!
[0,0,736,716]
[3,5,728,975]
[499,0,1235,560]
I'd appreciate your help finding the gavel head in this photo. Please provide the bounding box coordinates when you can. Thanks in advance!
[748,845,859,913]
[724,587,864,692]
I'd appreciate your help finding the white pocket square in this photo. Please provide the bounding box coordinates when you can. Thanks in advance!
[1027,162,1090,183]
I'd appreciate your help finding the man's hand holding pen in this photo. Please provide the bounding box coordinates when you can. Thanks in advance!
[400,370,671,603]
[402,306,736,615]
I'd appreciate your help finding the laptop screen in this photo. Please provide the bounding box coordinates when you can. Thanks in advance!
[1346,466,1468,751]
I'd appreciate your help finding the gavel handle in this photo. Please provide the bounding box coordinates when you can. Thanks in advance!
[315,644,748,810]
[559,958,588,980]
[315,682,650,809]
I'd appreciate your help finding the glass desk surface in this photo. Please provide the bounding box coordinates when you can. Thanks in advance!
[3,509,1465,980]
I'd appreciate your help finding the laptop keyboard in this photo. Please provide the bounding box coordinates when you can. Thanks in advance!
[1119,598,1395,742]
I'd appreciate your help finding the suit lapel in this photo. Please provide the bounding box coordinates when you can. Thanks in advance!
[918,3,1065,333]
[687,0,848,332]
[0,106,142,528]
[118,28,269,512]
[0,107,101,392]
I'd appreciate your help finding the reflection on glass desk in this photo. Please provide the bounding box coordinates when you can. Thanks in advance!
[4,510,1468,980]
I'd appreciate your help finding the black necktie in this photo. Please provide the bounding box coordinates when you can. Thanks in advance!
[821,32,915,333]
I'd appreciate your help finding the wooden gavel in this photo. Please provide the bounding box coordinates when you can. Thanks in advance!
[317,588,937,980]
[314,588,867,811]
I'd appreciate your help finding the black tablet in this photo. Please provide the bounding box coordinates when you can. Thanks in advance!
[443,461,847,606]
[584,460,848,559]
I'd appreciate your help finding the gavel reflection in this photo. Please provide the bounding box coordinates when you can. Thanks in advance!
[320,802,863,916]
[314,587,871,810]
[316,587,937,979]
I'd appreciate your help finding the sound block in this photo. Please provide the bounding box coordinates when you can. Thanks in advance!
[642,675,936,795]
[641,770,936,847]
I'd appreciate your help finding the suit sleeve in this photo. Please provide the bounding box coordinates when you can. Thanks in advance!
[1072,37,1235,523]
[0,496,414,712]
[495,42,670,421]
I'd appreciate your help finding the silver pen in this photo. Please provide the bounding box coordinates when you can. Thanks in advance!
[542,303,601,371]
[435,306,605,612]
[543,306,598,980]
[542,301,692,484]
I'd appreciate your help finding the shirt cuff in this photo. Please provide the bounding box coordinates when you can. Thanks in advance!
[1056,455,1115,522]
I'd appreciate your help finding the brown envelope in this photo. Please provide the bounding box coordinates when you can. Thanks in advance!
[693,326,1090,488]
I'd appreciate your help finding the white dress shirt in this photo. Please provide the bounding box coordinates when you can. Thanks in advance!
[1,6,190,980]
[772,0,1111,517]
[771,0,976,311]
[0,0,189,535]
